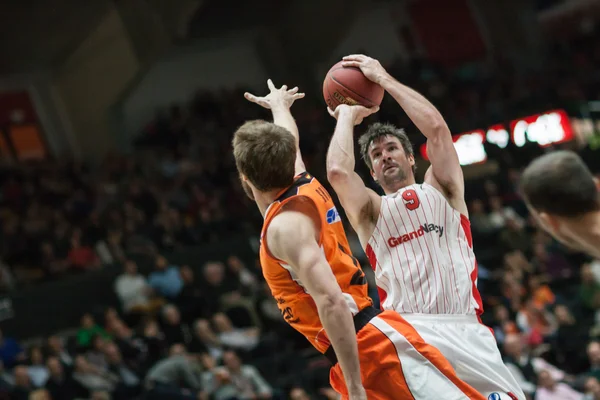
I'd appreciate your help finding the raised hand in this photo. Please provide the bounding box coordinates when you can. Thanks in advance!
[327,104,379,126]
[244,79,305,110]
[341,54,388,85]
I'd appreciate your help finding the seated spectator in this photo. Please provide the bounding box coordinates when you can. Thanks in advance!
[191,319,223,362]
[26,346,49,388]
[587,342,600,382]
[148,256,183,300]
[535,369,583,400]
[516,297,557,346]
[227,256,259,296]
[45,356,88,400]
[500,215,533,254]
[469,199,495,234]
[489,196,524,230]
[104,342,142,399]
[114,260,155,314]
[144,344,204,400]
[77,313,110,348]
[491,305,518,346]
[161,304,191,346]
[504,334,566,397]
[580,263,600,313]
[201,261,240,317]
[221,350,273,399]
[72,355,118,394]
[583,376,600,400]
[10,365,33,400]
[529,275,555,309]
[46,336,73,368]
[0,328,25,369]
[552,305,590,374]
[67,234,100,270]
[212,313,259,352]
[176,265,204,322]
[86,334,109,372]
[200,353,239,400]
[139,319,168,369]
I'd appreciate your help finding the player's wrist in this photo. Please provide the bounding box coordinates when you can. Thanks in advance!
[375,71,392,87]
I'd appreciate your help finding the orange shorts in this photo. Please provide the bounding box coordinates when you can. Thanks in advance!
[329,310,485,400]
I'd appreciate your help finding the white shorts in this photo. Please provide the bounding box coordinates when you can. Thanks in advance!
[402,314,526,400]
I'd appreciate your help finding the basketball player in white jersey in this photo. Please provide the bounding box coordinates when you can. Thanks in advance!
[520,150,600,259]
[325,54,525,400]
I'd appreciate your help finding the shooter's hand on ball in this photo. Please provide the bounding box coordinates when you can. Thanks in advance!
[342,54,388,85]
[328,104,379,126]
[244,79,305,110]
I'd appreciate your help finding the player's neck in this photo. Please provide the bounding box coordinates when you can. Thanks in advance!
[254,190,282,218]
[383,177,417,195]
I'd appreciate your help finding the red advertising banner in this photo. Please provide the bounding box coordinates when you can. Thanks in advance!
[420,109,575,166]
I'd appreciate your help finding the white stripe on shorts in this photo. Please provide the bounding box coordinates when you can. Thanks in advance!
[369,317,471,400]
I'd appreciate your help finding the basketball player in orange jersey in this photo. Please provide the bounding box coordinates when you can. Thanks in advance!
[520,150,600,258]
[326,55,524,400]
[235,79,485,400]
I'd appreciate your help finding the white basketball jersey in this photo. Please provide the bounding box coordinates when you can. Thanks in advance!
[365,182,483,315]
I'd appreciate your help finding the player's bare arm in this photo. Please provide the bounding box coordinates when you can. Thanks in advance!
[343,54,468,216]
[326,104,381,242]
[245,79,306,175]
[266,199,366,400]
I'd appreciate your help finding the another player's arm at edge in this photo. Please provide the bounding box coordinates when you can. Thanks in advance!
[326,106,381,230]
[266,199,365,397]
[379,73,467,214]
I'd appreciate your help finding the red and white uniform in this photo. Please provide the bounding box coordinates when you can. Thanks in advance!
[366,182,525,400]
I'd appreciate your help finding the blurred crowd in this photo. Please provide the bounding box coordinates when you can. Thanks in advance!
[0,16,600,400]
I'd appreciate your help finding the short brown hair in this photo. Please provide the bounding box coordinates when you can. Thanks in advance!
[232,120,296,192]
[520,151,599,217]
[358,122,416,173]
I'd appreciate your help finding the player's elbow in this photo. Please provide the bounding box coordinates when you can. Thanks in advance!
[326,166,350,186]
[315,290,348,316]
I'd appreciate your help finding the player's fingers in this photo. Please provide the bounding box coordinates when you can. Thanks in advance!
[294,93,305,100]
[289,87,299,94]
[244,92,258,103]
[343,54,365,61]
[327,107,335,117]
[370,105,380,114]
[267,79,276,91]
[281,84,288,91]
[341,61,361,68]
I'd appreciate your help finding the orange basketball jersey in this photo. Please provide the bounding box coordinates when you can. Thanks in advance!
[259,172,373,354]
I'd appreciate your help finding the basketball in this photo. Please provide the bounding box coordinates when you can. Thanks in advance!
[323,61,385,109]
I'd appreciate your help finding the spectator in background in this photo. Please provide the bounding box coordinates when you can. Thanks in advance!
[77,313,110,348]
[535,370,583,400]
[583,377,600,400]
[552,305,589,374]
[580,264,600,313]
[587,341,600,382]
[500,216,533,255]
[470,199,495,234]
[148,256,183,300]
[114,260,154,314]
[45,356,88,400]
[0,329,24,369]
[67,233,100,270]
[27,346,49,388]
[221,350,273,399]
[503,334,566,397]
[161,304,191,346]
[46,335,73,368]
[201,262,239,317]
[72,355,118,394]
[144,344,205,400]
[10,365,33,400]
[104,342,142,399]
[212,313,259,353]
[177,265,204,322]
[489,196,524,230]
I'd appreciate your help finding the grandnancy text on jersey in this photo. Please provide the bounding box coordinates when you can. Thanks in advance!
[387,223,444,247]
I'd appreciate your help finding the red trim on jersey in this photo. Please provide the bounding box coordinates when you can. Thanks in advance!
[366,244,388,310]
[459,214,484,317]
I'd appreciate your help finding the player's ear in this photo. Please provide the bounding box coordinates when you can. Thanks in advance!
[408,153,415,167]
[537,211,560,233]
